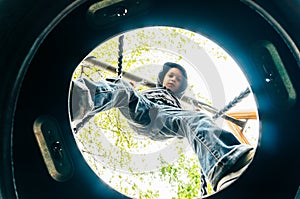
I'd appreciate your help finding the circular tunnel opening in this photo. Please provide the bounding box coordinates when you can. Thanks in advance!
[68,26,259,198]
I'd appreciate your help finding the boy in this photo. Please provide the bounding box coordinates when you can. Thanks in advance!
[71,62,254,192]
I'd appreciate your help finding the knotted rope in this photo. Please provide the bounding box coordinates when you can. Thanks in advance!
[213,87,251,119]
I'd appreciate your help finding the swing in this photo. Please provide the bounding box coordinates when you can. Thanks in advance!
[82,35,252,130]
[82,55,255,145]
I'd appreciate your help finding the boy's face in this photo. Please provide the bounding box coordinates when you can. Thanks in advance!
[162,67,183,93]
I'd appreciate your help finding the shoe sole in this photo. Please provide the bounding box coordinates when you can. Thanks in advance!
[215,149,255,191]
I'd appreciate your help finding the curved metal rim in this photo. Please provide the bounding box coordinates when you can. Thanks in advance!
[241,0,300,68]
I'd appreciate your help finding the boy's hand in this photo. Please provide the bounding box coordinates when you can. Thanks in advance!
[129,81,136,88]
[194,107,202,112]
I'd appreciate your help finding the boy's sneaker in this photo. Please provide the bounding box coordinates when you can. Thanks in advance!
[215,148,255,191]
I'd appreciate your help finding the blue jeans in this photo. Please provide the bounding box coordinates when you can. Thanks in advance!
[71,78,253,189]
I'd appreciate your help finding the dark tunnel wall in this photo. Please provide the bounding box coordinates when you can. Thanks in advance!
[0,0,299,199]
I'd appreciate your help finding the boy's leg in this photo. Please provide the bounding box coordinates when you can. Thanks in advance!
[70,78,97,129]
[71,78,135,131]
[152,106,254,191]
[71,77,154,133]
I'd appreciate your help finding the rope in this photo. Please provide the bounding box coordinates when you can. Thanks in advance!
[117,35,124,78]
[213,87,251,120]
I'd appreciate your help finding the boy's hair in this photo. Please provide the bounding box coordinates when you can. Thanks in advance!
[157,62,188,96]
